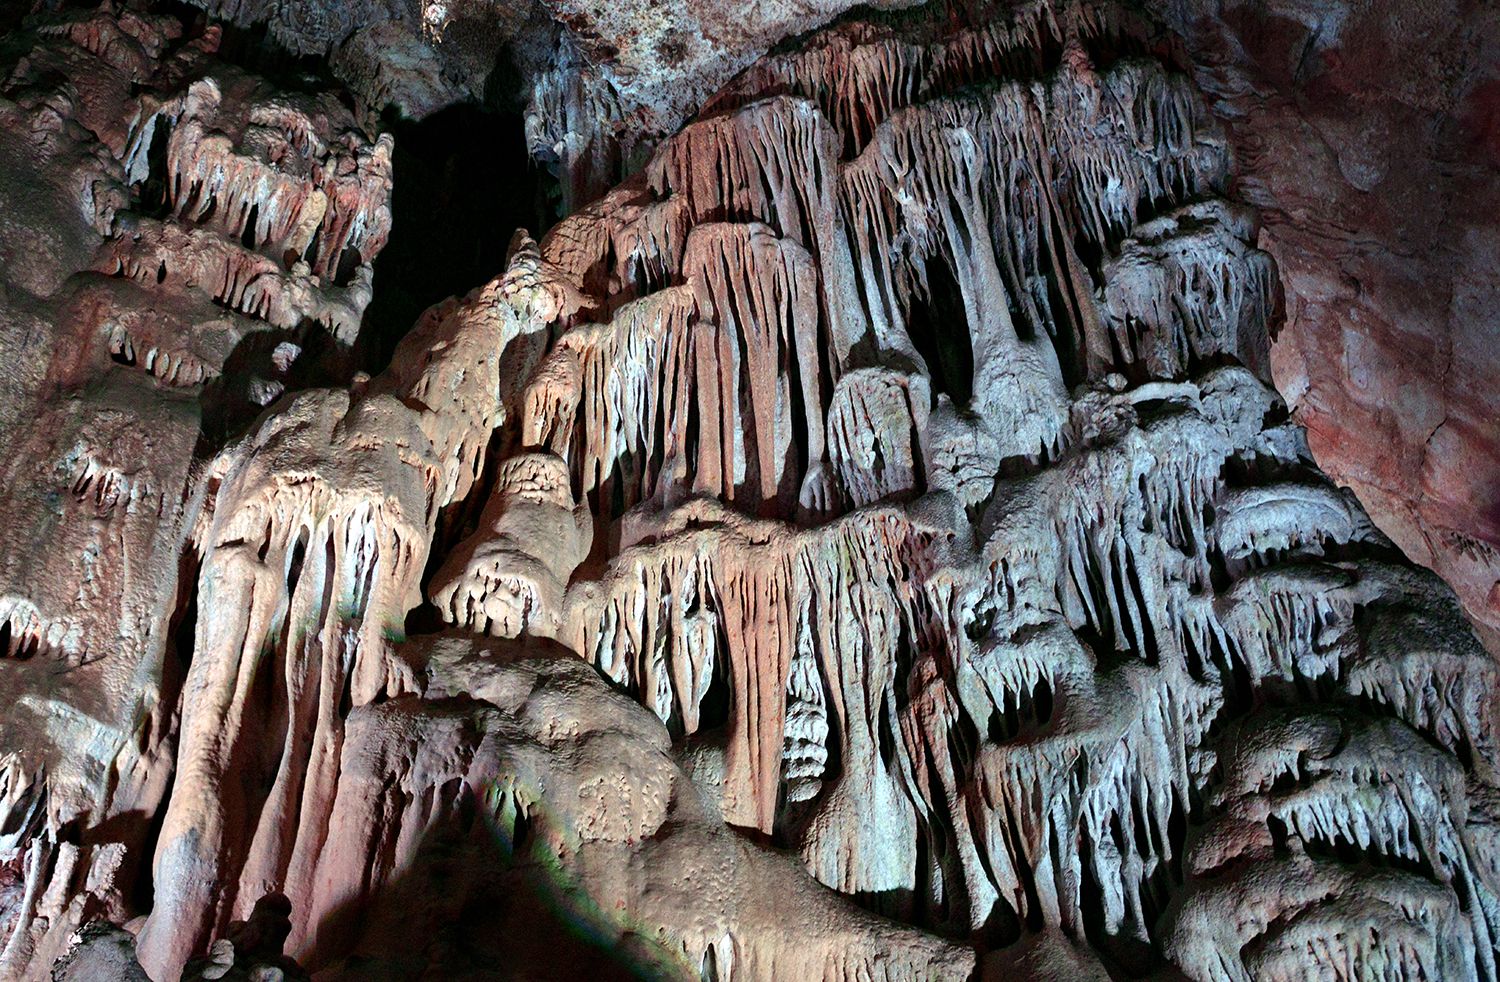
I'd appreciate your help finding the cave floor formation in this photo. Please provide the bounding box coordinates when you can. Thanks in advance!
[1,2,1498,981]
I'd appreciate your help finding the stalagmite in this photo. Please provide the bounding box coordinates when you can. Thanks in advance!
[430,452,594,639]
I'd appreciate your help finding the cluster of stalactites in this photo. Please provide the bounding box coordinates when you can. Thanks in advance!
[957,369,1500,976]
[522,221,836,522]
[132,241,551,979]
[705,0,1137,161]
[37,4,184,82]
[123,76,393,288]
[1098,200,1280,381]
[463,11,1500,979]
[836,54,1232,389]
[520,32,1260,555]
[559,499,954,837]
[96,219,374,343]
[1167,708,1500,982]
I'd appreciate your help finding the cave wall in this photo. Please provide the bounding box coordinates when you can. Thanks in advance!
[0,2,1497,981]
[1151,0,1500,655]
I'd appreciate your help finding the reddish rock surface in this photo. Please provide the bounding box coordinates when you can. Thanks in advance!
[1156,0,1500,651]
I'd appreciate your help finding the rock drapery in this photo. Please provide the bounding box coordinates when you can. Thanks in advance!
[0,1,1496,981]
[157,0,1500,650]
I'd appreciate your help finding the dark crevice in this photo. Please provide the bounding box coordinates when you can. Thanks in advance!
[155,0,351,103]
[131,546,201,914]
[240,202,260,251]
[905,256,974,407]
[355,103,560,375]
[696,626,733,734]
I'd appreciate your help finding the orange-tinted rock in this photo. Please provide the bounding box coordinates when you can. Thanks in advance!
[1155,0,1500,653]
[1,3,1499,981]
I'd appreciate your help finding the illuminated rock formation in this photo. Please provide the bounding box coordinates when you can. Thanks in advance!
[0,2,1495,981]
[0,9,390,976]
[1159,0,1500,657]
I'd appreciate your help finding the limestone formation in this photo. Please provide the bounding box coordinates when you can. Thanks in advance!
[0,2,1495,981]
[1155,0,1500,657]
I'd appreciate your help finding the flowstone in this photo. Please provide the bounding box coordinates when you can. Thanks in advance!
[0,2,1494,981]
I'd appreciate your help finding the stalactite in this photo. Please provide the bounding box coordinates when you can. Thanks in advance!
[468,6,1500,976]
[124,76,392,284]
[133,247,548,979]
[2,2,1497,980]
[1099,200,1280,381]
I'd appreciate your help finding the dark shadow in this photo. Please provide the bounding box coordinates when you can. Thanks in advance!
[304,785,692,981]
[126,545,200,912]
[192,320,349,457]
[355,103,559,374]
[904,256,975,408]
[154,0,345,100]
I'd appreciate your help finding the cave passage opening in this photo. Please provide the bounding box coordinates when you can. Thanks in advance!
[356,102,560,374]
[121,0,563,378]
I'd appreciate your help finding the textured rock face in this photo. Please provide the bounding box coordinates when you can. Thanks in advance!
[0,2,1496,981]
[1151,0,1500,654]
[169,0,914,211]
[0,11,390,976]
[171,0,1500,651]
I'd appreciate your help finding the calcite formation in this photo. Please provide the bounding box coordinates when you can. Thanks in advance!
[0,2,1496,981]
[1153,0,1500,657]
